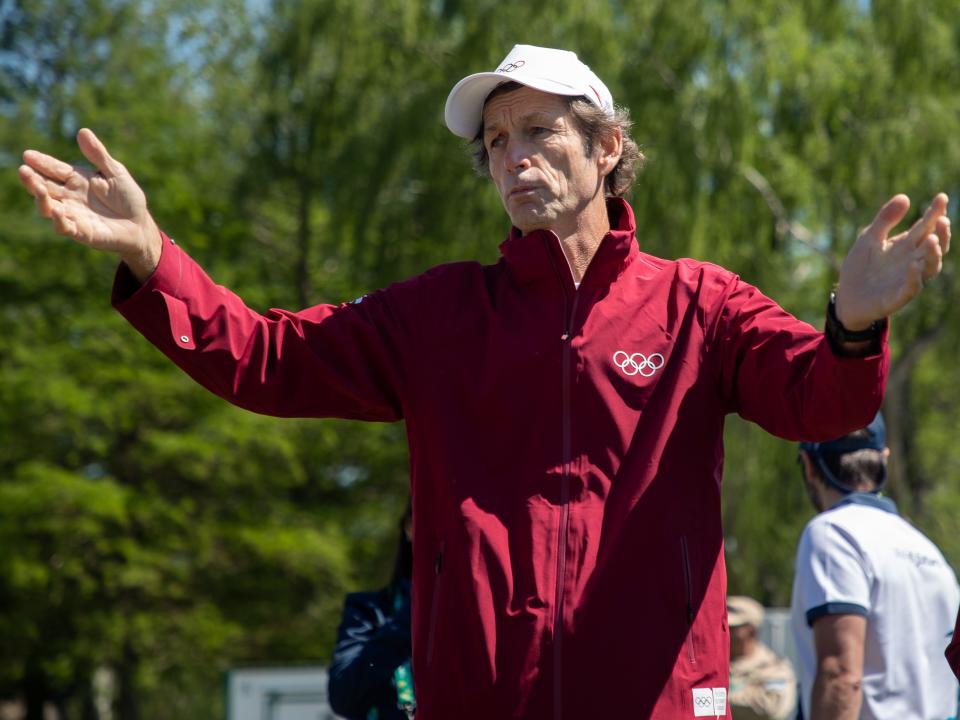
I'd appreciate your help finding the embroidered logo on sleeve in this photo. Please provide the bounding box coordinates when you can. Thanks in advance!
[692,687,727,718]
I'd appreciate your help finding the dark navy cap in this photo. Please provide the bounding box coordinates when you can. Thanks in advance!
[799,412,887,493]
[799,412,886,456]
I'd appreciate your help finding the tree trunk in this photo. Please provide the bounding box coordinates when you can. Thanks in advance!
[885,325,943,518]
[116,641,138,720]
[23,665,48,720]
[80,674,98,720]
[296,174,312,309]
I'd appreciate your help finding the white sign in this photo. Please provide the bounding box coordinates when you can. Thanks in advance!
[226,667,339,720]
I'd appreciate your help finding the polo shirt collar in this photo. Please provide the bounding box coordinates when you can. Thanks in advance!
[833,492,899,515]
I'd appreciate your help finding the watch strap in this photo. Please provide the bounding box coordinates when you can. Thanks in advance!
[825,292,887,356]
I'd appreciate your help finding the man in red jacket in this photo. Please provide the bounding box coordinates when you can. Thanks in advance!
[18,44,951,720]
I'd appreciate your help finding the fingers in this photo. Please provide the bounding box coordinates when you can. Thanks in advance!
[24,178,86,242]
[18,163,43,196]
[77,128,123,179]
[917,233,943,282]
[20,162,86,241]
[21,148,76,184]
[865,194,910,237]
[20,165,56,218]
[27,181,77,238]
[908,193,949,247]
[20,163,60,199]
[21,129,120,188]
[935,214,951,257]
[51,205,80,240]
[909,195,949,285]
[35,190,54,218]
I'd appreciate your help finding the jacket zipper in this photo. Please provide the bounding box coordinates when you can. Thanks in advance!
[680,535,696,663]
[544,232,587,720]
[553,288,579,720]
[426,541,444,667]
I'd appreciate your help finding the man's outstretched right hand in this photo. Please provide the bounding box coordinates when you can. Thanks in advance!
[19,128,162,282]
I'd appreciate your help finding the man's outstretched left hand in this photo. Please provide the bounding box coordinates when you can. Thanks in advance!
[835,193,950,330]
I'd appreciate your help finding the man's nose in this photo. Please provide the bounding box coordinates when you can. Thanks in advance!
[503,139,531,173]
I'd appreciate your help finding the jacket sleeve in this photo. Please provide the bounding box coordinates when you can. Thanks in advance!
[327,590,412,719]
[948,609,960,680]
[112,233,408,421]
[713,275,888,441]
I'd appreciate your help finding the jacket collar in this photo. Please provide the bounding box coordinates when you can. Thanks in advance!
[498,198,639,287]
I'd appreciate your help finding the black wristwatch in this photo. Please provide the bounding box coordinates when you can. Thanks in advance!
[825,292,887,355]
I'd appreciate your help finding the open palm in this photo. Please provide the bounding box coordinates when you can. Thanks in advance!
[19,128,161,277]
[836,193,951,330]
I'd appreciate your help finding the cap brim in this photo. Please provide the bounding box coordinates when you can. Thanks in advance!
[444,71,588,139]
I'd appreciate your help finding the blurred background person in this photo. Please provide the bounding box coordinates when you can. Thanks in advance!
[328,504,414,720]
[727,595,796,720]
[792,413,960,719]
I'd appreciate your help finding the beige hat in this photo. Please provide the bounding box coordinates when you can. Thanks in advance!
[727,596,765,628]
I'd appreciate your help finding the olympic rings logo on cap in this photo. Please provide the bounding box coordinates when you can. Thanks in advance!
[497,60,526,73]
[613,351,665,378]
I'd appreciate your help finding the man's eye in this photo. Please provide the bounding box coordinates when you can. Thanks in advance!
[488,136,504,150]
[531,127,550,137]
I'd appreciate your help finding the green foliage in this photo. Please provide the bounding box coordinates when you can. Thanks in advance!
[2,0,960,715]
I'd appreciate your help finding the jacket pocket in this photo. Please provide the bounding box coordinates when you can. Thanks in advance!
[680,535,696,663]
[425,541,444,668]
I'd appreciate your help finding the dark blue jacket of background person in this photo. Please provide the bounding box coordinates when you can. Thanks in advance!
[328,578,413,719]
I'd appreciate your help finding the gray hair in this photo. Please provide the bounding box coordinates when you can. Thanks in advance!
[471,82,644,197]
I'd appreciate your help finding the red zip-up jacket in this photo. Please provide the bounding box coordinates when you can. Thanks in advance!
[113,199,887,719]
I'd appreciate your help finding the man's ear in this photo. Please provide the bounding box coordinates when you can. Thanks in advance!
[597,126,623,177]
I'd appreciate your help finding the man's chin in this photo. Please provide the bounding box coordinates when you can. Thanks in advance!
[508,210,553,235]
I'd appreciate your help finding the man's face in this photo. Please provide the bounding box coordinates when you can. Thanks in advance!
[482,86,605,234]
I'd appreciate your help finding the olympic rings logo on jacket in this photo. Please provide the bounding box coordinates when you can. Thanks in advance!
[613,350,665,378]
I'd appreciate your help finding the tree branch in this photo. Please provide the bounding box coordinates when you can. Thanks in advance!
[739,164,840,272]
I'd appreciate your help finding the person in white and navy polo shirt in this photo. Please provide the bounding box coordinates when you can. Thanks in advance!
[791,412,960,720]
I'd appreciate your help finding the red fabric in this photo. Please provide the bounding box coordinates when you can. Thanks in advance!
[113,199,888,719]
[948,610,960,679]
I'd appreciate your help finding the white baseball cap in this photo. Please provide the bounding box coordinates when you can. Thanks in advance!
[444,44,614,139]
